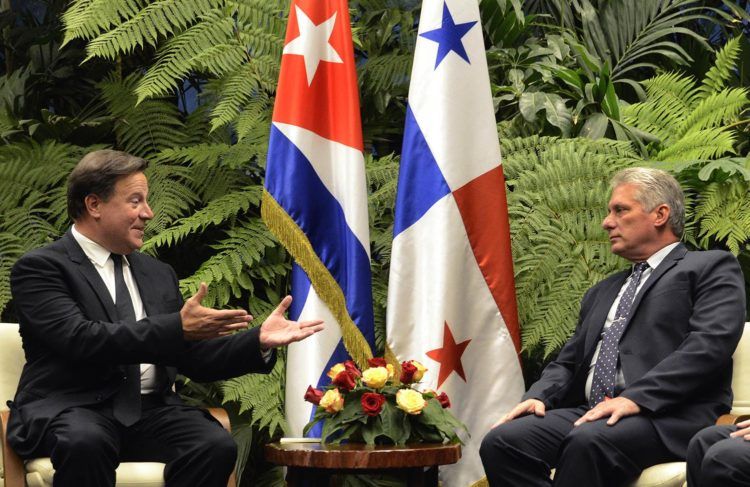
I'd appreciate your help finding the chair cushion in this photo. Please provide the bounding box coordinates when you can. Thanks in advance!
[25,458,165,487]
[633,462,686,487]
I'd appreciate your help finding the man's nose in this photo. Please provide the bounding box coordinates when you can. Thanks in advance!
[141,203,154,220]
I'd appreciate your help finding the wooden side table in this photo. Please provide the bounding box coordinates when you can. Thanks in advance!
[265,442,461,487]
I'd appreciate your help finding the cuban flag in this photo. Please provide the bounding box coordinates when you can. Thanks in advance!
[262,0,375,437]
[386,0,524,484]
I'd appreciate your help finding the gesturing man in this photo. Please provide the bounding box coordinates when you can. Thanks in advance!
[480,167,746,486]
[7,150,324,486]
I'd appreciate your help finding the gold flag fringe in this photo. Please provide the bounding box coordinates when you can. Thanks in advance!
[261,190,373,369]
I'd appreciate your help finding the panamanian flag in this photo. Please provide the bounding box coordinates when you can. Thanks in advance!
[386,0,525,485]
[262,0,375,437]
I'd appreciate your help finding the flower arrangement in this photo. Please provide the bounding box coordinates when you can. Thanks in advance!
[302,358,466,445]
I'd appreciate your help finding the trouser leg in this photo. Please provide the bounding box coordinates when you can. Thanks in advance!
[35,406,122,487]
[553,413,676,487]
[687,424,750,487]
[480,406,586,487]
[124,400,237,487]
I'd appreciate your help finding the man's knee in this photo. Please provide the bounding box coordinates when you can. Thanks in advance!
[702,438,749,473]
[195,426,237,465]
[561,422,611,455]
[481,423,522,462]
[52,423,119,464]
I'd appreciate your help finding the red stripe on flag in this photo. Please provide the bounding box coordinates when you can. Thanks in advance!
[273,0,363,151]
[452,164,521,353]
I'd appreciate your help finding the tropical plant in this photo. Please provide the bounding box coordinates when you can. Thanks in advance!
[622,36,750,256]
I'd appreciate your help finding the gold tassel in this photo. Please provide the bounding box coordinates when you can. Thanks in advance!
[261,190,373,368]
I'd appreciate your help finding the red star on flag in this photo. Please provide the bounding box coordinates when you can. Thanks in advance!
[426,322,471,388]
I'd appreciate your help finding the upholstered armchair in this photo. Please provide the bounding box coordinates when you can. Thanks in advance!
[0,323,236,487]
[626,321,750,487]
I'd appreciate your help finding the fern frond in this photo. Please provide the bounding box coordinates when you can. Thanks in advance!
[143,186,262,252]
[209,63,268,132]
[655,127,736,162]
[358,54,412,93]
[82,0,221,61]
[699,36,742,97]
[62,0,144,45]
[179,219,277,307]
[693,179,750,254]
[235,92,272,142]
[135,13,237,101]
[143,164,199,235]
[100,74,188,156]
[680,88,748,137]
[221,358,287,437]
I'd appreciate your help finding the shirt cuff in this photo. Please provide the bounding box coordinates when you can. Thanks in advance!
[261,348,273,363]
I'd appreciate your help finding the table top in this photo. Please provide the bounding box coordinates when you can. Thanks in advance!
[265,442,461,469]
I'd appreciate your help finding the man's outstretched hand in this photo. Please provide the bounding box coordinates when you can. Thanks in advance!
[181,283,253,340]
[259,295,324,348]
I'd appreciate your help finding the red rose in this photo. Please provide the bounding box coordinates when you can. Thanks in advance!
[437,392,451,408]
[400,361,418,383]
[361,392,386,417]
[332,370,356,391]
[304,385,324,405]
[368,357,387,368]
[344,360,362,377]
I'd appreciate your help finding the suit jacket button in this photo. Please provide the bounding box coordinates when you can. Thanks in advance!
[122,376,127,381]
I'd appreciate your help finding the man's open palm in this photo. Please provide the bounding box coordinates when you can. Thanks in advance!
[259,295,324,348]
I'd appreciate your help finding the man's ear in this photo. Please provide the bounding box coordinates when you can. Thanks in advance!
[84,194,103,219]
[653,204,671,229]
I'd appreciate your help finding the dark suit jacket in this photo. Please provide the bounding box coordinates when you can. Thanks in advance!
[7,230,276,457]
[523,243,746,457]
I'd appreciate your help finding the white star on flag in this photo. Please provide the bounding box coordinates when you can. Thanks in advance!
[282,6,343,85]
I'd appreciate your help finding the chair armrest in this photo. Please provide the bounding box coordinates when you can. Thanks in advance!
[206,408,235,487]
[716,414,750,425]
[1,410,25,487]
[207,407,231,433]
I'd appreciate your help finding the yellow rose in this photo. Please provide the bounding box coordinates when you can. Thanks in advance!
[362,367,389,389]
[327,363,346,380]
[386,363,396,379]
[396,388,426,415]
[412,360,427,381]
[319,388,344,413]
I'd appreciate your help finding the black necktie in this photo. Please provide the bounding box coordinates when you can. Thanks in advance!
[111,254,141,426]
[589,262,650,407]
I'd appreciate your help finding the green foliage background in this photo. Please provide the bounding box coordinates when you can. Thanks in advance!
[0,0,749,485]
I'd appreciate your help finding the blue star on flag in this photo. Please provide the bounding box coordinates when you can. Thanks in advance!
[419,2,477,68]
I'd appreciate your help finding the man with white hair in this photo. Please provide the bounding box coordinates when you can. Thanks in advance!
[480,167,746,486]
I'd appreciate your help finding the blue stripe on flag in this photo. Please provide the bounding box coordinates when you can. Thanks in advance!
[288,263,310,321]
[265,125,375,349]
[393,105,451,237]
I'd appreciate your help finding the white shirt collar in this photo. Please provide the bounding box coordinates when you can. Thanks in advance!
[71,225,123,268]
[644,241,680,271]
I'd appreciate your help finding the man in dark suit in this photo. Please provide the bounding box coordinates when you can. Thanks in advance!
[8,149,325,486]
[480,167,746,486]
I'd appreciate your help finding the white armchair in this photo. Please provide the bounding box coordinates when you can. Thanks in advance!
[0,323,235,487]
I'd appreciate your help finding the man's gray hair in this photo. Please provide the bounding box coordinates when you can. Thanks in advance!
[610,167,685,238]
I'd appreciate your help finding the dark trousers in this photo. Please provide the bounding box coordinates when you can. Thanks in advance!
[479,405,677,487]
[687,424,750,486]
[32,395,236,487]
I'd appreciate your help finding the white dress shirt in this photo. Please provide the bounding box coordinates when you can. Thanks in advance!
[584,241,680,402]
[71,225,158,393]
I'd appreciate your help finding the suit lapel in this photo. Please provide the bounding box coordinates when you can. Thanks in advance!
[62,231,118,321]
[583,272,628,356]
[620,243,687,336]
